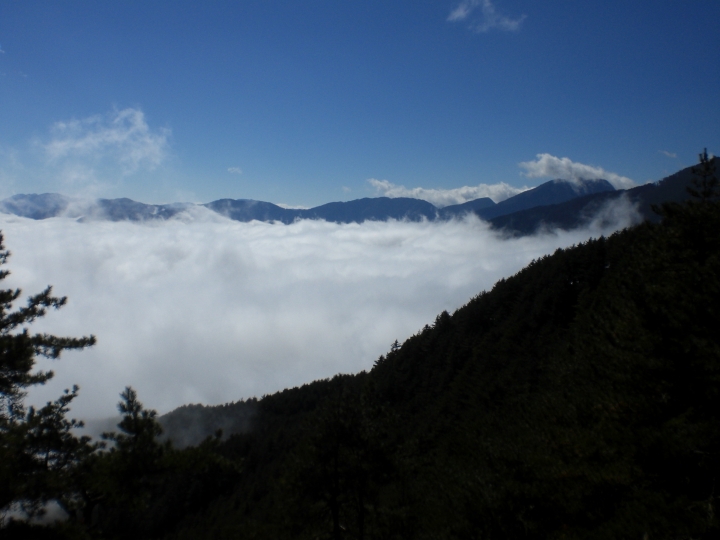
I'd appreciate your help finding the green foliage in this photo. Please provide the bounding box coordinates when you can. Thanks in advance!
[82,388,240,539]
[0,232,96,520]
[687,148,718,201]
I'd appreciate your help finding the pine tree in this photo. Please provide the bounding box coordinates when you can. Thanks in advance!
[0,232,96,518]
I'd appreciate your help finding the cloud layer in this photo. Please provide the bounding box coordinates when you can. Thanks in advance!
[368,178,528,207]
[0,205,639,423]
[448,0,526,33]
[519,153,636,190]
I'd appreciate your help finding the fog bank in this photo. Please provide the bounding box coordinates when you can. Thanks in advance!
[0,205,638,420]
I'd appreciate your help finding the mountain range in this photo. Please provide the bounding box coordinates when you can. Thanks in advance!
[0,165,700,236]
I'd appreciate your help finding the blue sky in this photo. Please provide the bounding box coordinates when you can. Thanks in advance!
[1,0,718,207]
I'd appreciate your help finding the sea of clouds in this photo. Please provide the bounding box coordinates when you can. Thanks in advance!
[0,202,639,422]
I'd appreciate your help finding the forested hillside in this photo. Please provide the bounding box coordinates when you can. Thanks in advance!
[2,155,718,539]
[162,155,719,540]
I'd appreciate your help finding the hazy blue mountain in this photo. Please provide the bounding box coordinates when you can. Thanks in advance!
[0,193,75,219]
[206,197,438,224]
[476,178,615,220]
[90,198,190,221]
[204,199,302,224]
[298,197,438,223]
[437,197,496,219]
[435,179,613,221]
[0,193,190,222]
[488,165,698,236]
[203,181,612,225]
[3,171,698,236]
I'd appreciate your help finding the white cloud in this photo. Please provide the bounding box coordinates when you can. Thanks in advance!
[518,153,636,190]
[368,178,528,207]
[660,150,677,158]
[448,0,526,32]
[447,3,473,21]
[228,167,243,174]
[0,207,638,423]
[43,108,170,174]
[275,203,309,210]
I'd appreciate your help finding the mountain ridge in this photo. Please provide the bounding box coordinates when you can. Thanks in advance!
[0,177,617,230]
[0,167,698,236]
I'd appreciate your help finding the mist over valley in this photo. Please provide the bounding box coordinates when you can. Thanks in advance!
[1,188,640,422]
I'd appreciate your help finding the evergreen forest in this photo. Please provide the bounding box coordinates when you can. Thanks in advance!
[1,153,719,539]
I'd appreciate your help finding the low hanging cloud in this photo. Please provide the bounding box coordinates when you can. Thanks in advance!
[368,178,528,207]
[43,108,170,174]
[228,167,243,174]
[0,205,639,423]
[448,0,526,33]
[519,153,636,190]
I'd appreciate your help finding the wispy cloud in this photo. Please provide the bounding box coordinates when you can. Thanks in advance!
[660,150,677,158]
[3,209,638,421]
[448,0,526,33]
[44,108,170,174]
[228,167,243,174]
[368,178,528,207]
[275,203,309,210]
[519,153,636,190]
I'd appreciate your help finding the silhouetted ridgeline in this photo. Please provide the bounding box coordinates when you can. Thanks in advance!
[159,400,257,449]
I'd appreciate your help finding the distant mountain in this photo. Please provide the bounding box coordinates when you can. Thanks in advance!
[204,199,300,223]
[0,193,75,220]
[437,179,615,221]
[0,193,190,222]
[478,178,615,220]
[488,165,699,236]
[89,198,190,222]
[299,197,437,223]
[205,196,438,224]
[1,169,699,236]
[437,196,496,219]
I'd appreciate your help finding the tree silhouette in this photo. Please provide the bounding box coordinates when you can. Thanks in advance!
[0,232,96,519]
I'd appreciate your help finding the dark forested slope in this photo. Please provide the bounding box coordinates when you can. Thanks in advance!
[150,159,720,540]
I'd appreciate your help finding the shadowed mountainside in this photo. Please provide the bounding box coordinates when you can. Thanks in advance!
[158,401,258,449]
[490,166,698,236]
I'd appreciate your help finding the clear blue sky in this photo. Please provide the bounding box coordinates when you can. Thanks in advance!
[1,0,718,207]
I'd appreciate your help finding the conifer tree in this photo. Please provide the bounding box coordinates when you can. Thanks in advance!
[0,232,96,518]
